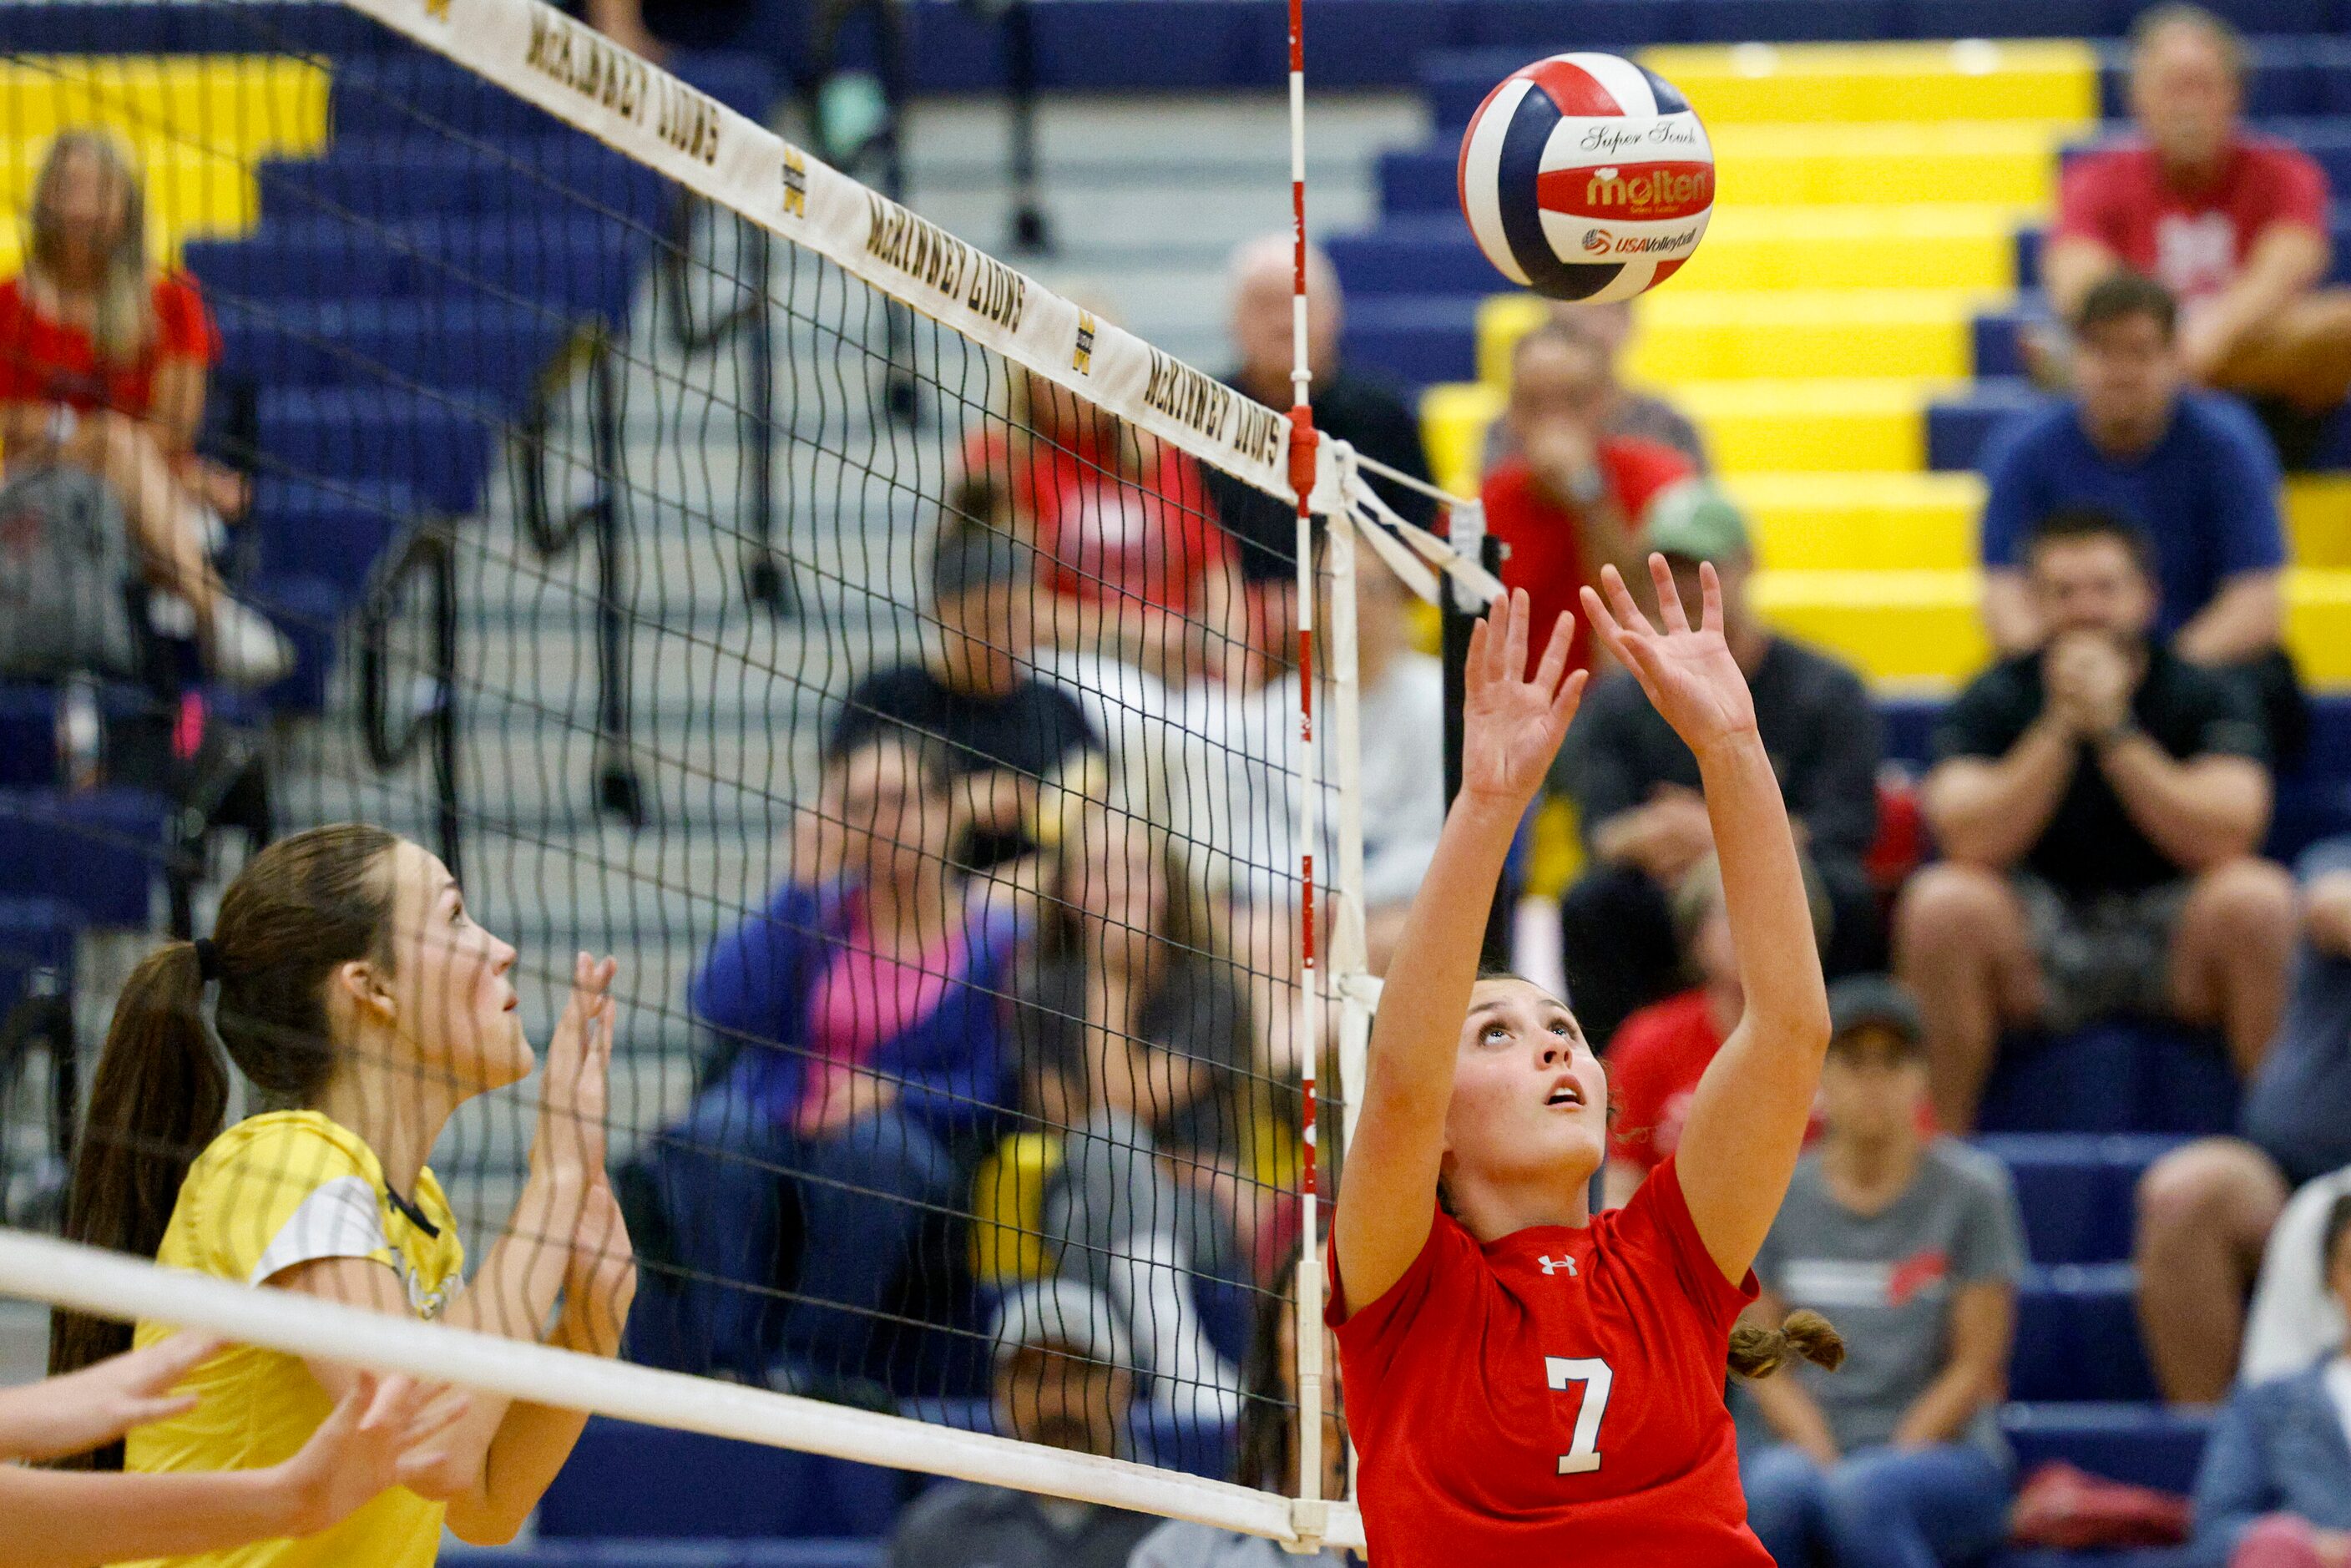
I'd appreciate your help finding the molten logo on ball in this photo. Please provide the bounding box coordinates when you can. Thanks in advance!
[1457,51,1715,303]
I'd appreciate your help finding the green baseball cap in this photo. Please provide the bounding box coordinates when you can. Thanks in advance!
[1641,478,1751,564]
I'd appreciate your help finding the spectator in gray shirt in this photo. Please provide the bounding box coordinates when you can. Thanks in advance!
[1737,976,2027,1568]
[887,1281,1164,1568]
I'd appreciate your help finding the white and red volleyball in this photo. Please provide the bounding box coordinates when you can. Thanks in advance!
[1457,53,1715,302]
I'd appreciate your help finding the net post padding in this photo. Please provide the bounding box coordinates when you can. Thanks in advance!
[0,1229,1368,1551]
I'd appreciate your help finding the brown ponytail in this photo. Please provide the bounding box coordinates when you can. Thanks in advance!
[1728,1308,1845,1380]
[48,824,401,1463]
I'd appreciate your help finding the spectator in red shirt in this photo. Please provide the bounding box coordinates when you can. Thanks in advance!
[956,357,1237,687]
[1605,854,1830,1210]
[1479,322,1692,678]
[2048,5,2351,422]
[0,132,288,685]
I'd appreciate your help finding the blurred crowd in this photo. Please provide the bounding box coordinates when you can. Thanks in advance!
[8,2,2351,1565]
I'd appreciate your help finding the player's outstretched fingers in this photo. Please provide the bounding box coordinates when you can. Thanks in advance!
[1531,610,1574,698]
[1646,552,1689,633]
[1698,559,1725,635]
[1501,587,1531,680]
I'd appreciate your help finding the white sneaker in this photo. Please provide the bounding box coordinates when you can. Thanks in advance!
[207,596,296,689]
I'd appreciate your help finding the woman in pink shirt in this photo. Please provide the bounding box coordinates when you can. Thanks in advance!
[645,733,1024,1397]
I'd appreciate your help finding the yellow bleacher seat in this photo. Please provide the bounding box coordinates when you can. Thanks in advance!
[1422,380,1504,498]
[0,58,329,266]
[1670,204,2025,293]
[2288,573,2351,685]
[2288,478,2351,569]
[1753,567,2351,688]
[1732,471,1983,572]
[1639,40,2100,126]
[1682,378,1944,473]
[970,1131,1065,1284]
[1628,288,1991,382]
[1706,121,2071,208]
[0,58,326,156]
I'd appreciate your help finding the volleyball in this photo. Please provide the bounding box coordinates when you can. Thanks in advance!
[1457,52,1715,302]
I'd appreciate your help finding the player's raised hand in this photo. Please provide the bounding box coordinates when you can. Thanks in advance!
[1581,556,1757,755]
[1459,588,1587,810]
[533,952,617,1184]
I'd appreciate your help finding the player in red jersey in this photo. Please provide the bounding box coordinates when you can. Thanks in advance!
[1331,558,1842,1565]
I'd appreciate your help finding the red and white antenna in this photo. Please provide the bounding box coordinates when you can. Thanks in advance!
[1286,0,1328,1540]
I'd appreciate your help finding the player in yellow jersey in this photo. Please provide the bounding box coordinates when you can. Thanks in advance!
[48,823,637,1567]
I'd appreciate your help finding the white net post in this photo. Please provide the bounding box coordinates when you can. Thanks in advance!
[1281,0,1329,1545]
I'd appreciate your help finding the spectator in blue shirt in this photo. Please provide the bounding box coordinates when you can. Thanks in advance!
[1979,274,2298,749]
[2186,1194,2351,1568]
[645,731,1020,1397]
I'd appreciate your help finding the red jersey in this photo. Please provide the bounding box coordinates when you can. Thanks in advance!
[959,427,1231,613]
[0,271,217,418]
[1331,1156,1767,1566]
[1479,439,1692,679]
[2055,135,2330,303]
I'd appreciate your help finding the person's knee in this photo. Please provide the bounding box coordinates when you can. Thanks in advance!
[2185,859,2298,956]
[2136,1137,2287,1255]
[1894,862,2015,960]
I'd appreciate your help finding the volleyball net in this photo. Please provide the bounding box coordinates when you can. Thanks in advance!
[0,0,1502,1545]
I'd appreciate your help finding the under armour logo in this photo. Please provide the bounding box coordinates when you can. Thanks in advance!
[1539,1254,1577,1277]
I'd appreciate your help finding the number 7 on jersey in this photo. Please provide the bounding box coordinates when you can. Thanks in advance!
[1545,1356,1614,1475]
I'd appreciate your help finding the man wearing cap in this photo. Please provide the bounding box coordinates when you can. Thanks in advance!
[832,528,1100,871]
[886,1279,1164,1568]
[1737,975,2028,1568]
[1555,478,1883,1047]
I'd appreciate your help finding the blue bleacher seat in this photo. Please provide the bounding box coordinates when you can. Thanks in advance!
[243,572,354,715]
[1974,1134,2185,1266]
[0,788,170,928]
[247,478,421,593]
[1329,217,1496,299]
[258,142,670,230]
[256,386,496,515]
[1979,1020,2240,1137]
[1463,0,1693,48]
[1903,0,2119,38]
[2012,1263,2158,1403]
[2000,1402,2213,1494]
[1688,0,1899,44]
[218,296,564,404]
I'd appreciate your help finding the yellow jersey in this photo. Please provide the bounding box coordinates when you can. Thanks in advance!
[124,1110,465,1568]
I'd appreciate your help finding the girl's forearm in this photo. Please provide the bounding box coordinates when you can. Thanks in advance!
[413,1166,588,1500]
[1696,732,1829,1041]
[0,1463,310,1568]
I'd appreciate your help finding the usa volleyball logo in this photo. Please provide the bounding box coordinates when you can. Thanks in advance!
[1459,53,1715,302]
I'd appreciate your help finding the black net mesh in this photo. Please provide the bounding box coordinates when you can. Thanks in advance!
[0,0,1351,1505]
